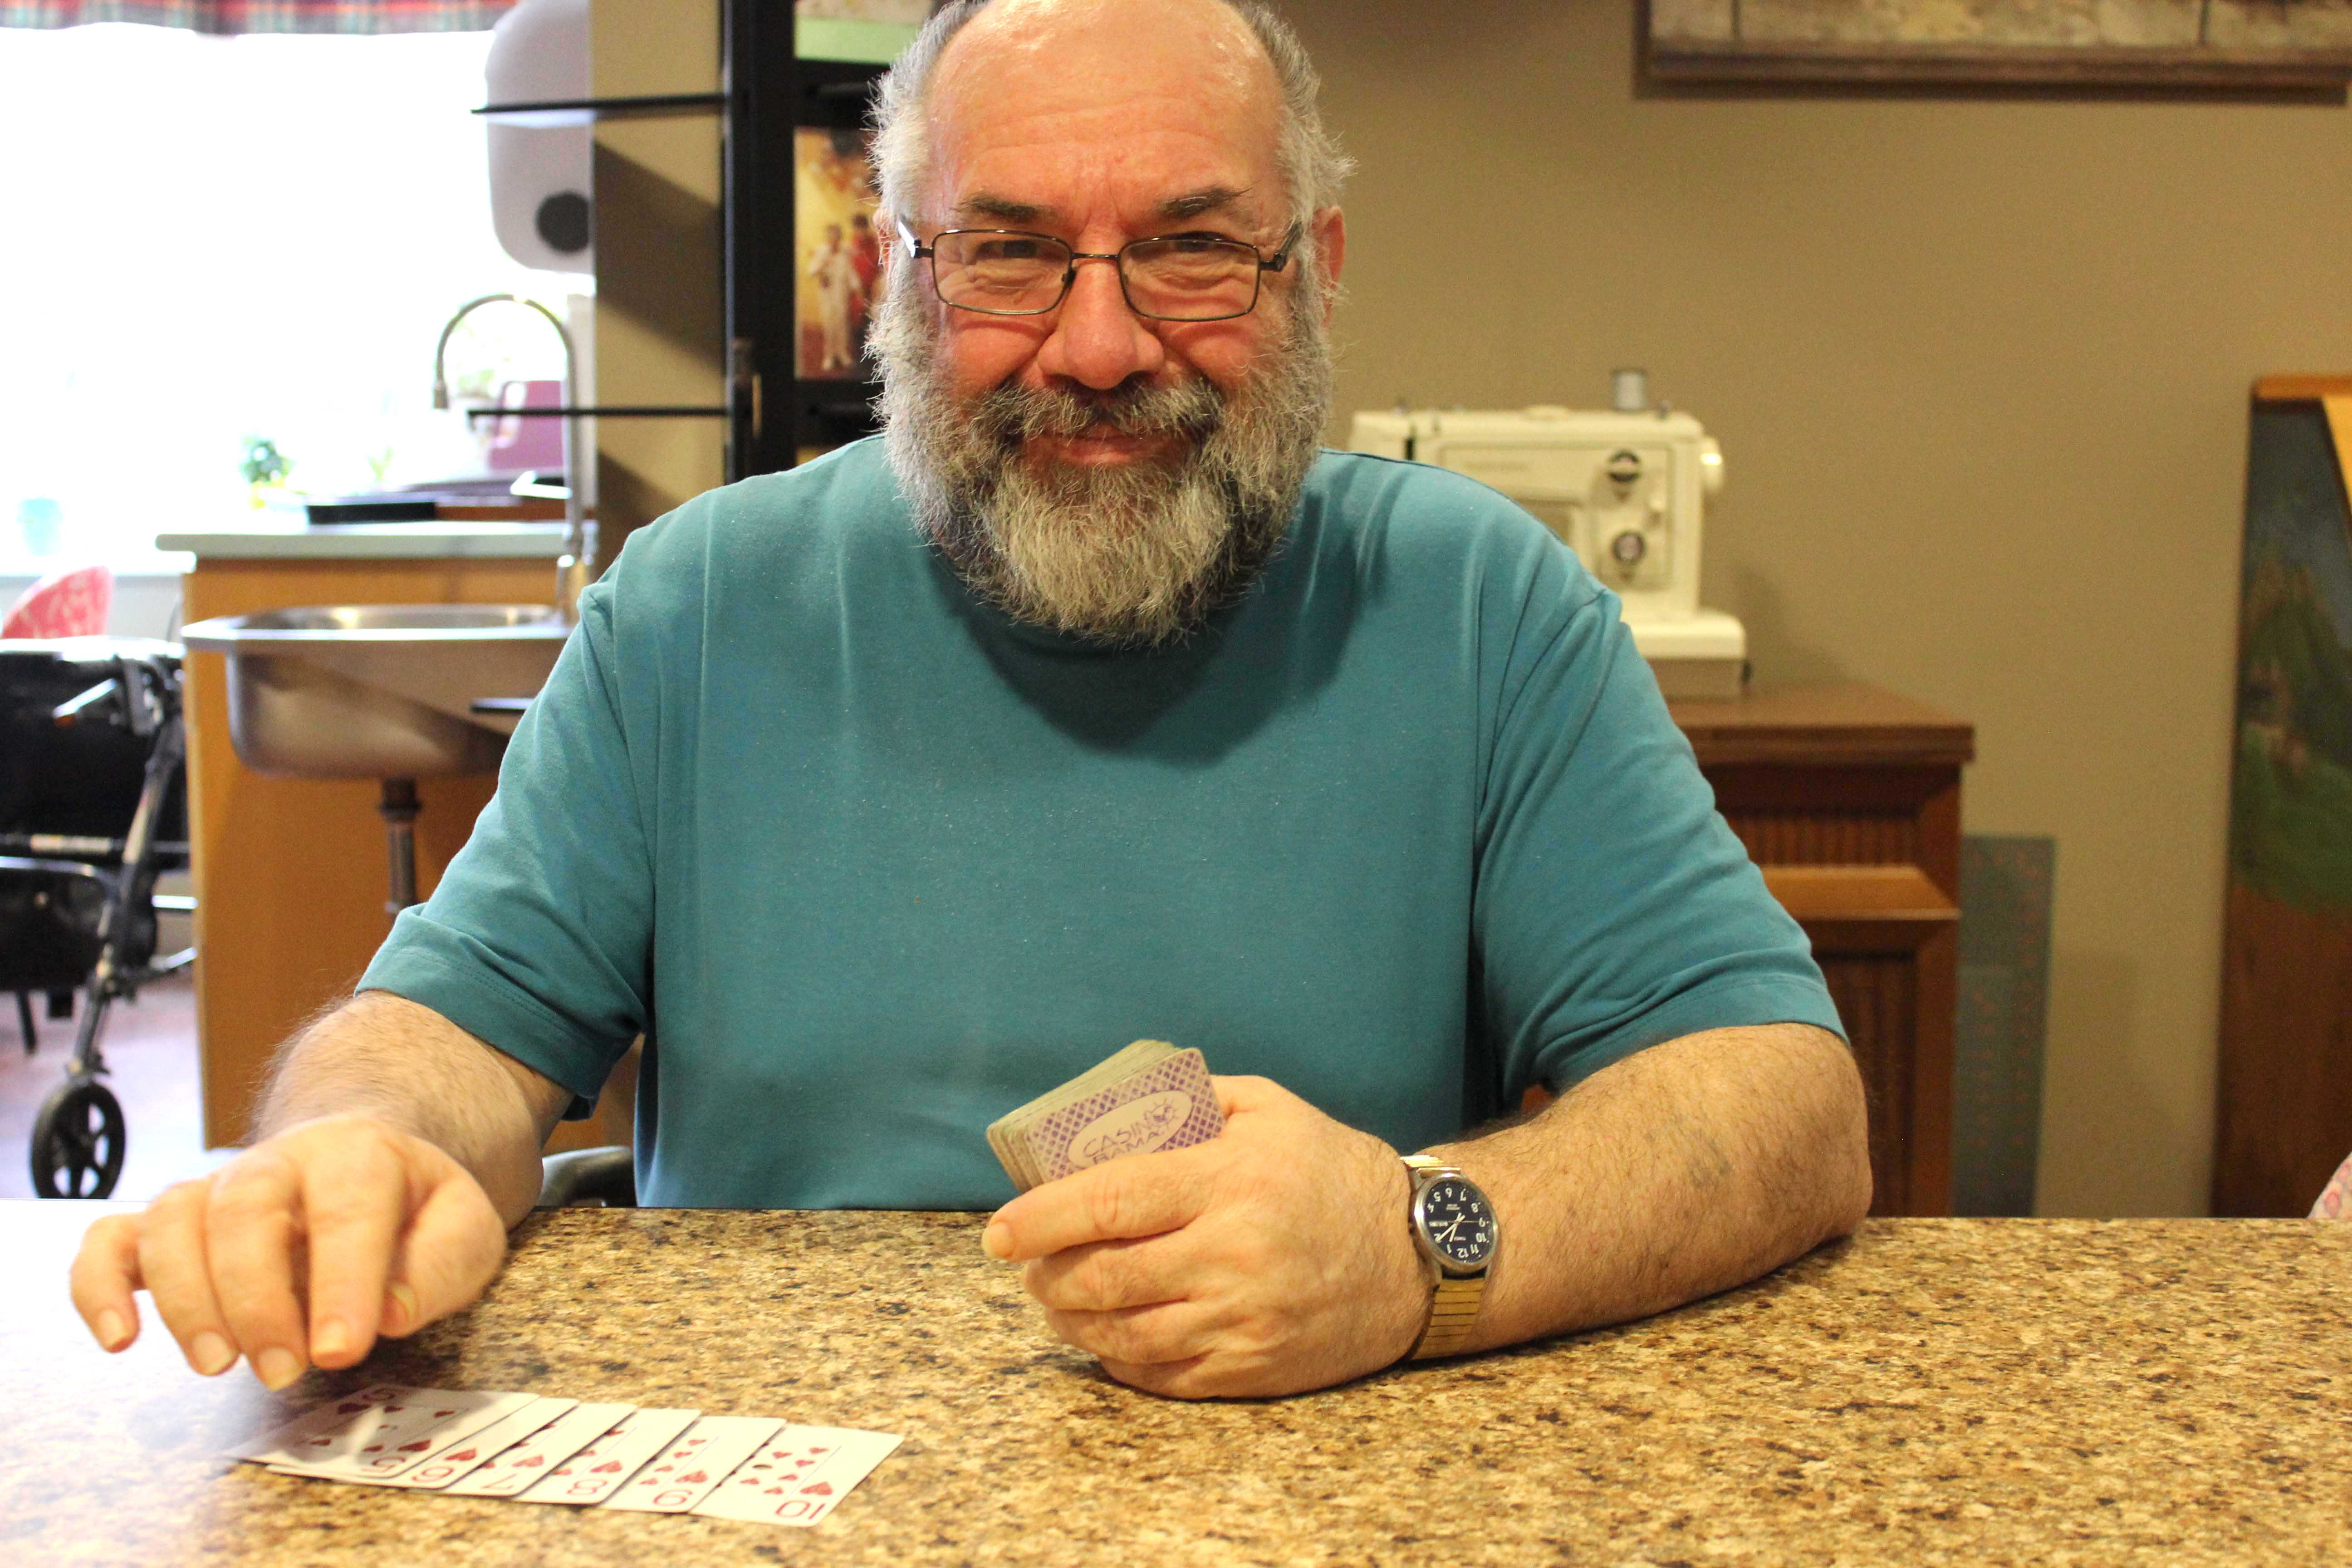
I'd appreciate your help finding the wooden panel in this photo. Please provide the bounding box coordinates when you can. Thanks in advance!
[1671,684,1974,769]
[182,557,630,1155]
[1725,810,1921,875]
[1818,952,1917,1214]
[1762,865,1957,928]
[2213,881,2352,1215]
[1816,927,1956,1217]
[1709,764,1964,898]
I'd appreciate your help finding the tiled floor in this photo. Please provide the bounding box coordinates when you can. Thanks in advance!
[0,973,233,1202]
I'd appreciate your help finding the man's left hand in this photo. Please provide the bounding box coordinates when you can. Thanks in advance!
[981,1075,1430,1399]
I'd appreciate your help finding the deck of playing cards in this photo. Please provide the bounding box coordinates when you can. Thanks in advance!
[985,1039,1225,1192]
[230,1385,898,1530]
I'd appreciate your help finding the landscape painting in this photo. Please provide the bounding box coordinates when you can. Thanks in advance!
[2216,385,2352,1215]
[1645,0,2352,89]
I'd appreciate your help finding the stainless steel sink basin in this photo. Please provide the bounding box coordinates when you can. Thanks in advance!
[180,604,569,779]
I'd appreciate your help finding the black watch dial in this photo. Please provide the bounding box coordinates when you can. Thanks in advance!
[1416,1175,1498,1270]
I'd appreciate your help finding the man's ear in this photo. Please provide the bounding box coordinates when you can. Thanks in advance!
[877,213,900,270]
[1311,206,1346,320]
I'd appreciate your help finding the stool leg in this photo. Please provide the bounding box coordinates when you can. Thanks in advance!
[378,778,421,918]
[15,992,34,1055]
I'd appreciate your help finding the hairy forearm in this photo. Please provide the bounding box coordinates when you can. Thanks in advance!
[255,990,561,1226]
[1427,1023,1872,1351]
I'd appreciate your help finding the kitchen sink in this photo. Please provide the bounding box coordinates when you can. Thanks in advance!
[179,604,569,779]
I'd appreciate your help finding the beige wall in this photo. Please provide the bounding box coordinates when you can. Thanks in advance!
[1281,0,2352,1215]
[590,0,727,569]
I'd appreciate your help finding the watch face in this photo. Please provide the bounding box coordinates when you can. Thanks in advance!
[1415,1175,1498,1271]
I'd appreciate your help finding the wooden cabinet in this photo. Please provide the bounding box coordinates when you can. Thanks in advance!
[1670,684,1975,1217]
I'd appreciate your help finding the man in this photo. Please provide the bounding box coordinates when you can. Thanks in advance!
[70,0,1870,1401]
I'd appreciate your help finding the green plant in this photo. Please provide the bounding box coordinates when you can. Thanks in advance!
[240,436,290,487]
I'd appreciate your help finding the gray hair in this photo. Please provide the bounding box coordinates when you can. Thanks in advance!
[869,0,1352,239]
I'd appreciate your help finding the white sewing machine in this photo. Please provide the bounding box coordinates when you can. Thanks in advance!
[1349,399,1747,699]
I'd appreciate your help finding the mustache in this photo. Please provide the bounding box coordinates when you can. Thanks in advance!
[968,377,1225,449]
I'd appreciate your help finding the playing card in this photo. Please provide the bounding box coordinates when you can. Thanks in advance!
[320,1397,578,1490]
[227,1384,402,1462]
[512,1406,701,1506]
[1024,1046,1222,1185]
[443,1401,637,1499]
[690,1425,903,1529]
[599,1415,784,1514]
[240,1387,537,1481]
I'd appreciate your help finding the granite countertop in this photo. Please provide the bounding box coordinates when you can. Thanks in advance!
[4,1204,2345,1566]
[154,519,570,560]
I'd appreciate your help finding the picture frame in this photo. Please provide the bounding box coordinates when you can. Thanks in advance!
[794,126,882,384]
[1642,0,2352,91]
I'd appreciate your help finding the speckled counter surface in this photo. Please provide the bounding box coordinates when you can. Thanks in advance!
[5,1204,2346,1567]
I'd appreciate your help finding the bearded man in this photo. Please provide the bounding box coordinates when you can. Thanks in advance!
[70,0,1870,1401]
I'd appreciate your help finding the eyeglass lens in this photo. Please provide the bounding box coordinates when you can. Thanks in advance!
[929,232,1264,320]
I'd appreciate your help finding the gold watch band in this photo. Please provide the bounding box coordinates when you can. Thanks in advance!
[1410,1273,1485,1360]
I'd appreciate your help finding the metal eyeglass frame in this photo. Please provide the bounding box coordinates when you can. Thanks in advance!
[896,220,1303,322]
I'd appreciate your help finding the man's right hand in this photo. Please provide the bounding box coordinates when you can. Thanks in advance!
[68,1115,509,1388]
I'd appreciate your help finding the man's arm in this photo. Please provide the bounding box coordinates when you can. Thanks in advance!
[981,1022,1871,1399]
[1420,1022,1870,1352]
[68,991,572,1387]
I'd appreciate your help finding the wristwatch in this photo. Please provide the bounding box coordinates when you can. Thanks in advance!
[1401,1153,1499,1360]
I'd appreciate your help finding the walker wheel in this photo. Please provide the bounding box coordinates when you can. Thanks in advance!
[31,1075,126,1200]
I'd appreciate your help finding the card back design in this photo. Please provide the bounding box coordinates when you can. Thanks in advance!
[1027,1047,1222,1184]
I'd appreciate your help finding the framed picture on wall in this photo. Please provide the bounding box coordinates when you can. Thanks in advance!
[794,126,882,382]
[1643,0,2352,91]
[794,0,932,65]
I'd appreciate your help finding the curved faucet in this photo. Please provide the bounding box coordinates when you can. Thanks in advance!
[431,294,593,623]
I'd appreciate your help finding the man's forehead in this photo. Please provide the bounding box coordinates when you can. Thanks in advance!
[920,0,1283,223]
[950,184,1264,227]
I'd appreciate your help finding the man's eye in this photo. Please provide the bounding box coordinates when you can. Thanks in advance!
[970,239,1045,263]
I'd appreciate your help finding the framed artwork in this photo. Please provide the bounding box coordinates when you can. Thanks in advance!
[2215,378,2352,1215]
[794,127,882,382]
[794,0,932,64]
[1643,0,2352,90]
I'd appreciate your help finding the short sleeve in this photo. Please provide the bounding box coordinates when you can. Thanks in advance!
[1472,567,1844,1097]
[358,579,654,1117]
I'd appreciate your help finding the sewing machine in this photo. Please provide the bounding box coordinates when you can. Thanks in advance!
[1349,401,1747,699]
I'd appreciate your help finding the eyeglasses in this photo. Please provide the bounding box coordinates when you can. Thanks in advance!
[897,220,1302,322]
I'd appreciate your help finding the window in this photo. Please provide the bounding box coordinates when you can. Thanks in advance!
[0,22,583,572]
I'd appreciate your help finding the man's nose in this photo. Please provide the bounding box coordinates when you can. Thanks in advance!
[1034,255,1166,390]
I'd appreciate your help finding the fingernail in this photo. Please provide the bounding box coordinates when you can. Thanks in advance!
[384,1282,421,1335]
[96,1309,129,1351]
[190,1331,236,1376]
[311,1318,352,1361]
[981,1220,1012,1260]
[254,1347,304,1391]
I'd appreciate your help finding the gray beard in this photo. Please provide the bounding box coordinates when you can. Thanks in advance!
[873,265,1333,648]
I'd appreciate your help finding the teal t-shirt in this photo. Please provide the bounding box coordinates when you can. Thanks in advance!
[361,440,1841,1208]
